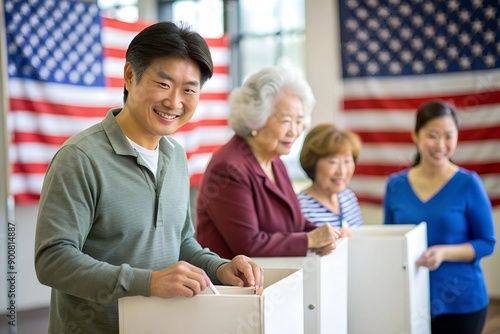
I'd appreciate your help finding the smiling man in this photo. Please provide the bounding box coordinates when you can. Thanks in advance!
[34,21,263,333]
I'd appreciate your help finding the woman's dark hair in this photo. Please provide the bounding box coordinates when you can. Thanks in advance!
[123,21,213,102]
[413,100,459,166]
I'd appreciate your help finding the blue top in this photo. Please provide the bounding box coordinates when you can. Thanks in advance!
[383,168,496,317]
[298,188,364,227]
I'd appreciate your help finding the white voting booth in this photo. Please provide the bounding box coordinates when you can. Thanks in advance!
[348,223,431,334]
[119,268,303,334]
[253,238,348,334]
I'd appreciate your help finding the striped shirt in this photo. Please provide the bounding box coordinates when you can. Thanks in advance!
[298,189,364,227]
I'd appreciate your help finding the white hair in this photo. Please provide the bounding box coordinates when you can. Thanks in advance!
[229,66,316,138]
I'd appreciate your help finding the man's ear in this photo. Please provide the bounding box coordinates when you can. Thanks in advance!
[123,62,134,89]
[411,130,418,144]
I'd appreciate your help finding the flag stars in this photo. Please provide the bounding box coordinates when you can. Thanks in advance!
[435,59,448,71]
[411,15,424,28]
[459,10,471,22]
[423,2,435,14]
[459,32,471,45]
[412,61,425,73]
[400,50,412,63]
[435,12,447,25]
[368,41,380,53]
[423,25,435,38]
[379,28,391,41]
[346,63,360,76]
[346,19,359,31]
[389,39,402,52]
[484,6,496,20]
[378,50,391,64]
[483,31,495,44]
[447,23,459,36]
[400,27,412,40]
[388,61,402,74]
[471,20,483,33]
[398,3,412,17]
[483,55,495,68]
[356,30,369,42]
[423,48,436,61]
[411,37,423,51]
[388,16,401,29]
[471,43,483,57]
[378,7,390,19]
[356,51,369,63]
[366,61,379,74]
[435,35,447,48]
[367,18,380,31]
[459,57,471,69]
[356,8,369,20]
[447,46,459,59]
[346,41,358,54]
[446,0,460,12]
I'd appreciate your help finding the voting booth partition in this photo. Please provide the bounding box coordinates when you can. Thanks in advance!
[118,268,303,334]
[348,223,431,334]
[253,238,349,334]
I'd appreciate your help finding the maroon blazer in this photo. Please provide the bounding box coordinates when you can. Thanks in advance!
[196,135,317,258]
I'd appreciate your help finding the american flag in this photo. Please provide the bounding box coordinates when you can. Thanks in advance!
[338,0,500,206]
[4,0,232,204]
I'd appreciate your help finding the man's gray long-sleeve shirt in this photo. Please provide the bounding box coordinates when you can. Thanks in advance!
[35,109,227,333]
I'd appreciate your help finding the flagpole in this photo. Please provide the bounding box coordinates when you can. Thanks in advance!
[1,0,18,333]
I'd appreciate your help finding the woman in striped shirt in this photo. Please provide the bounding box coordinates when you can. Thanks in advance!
[298,123,364,231]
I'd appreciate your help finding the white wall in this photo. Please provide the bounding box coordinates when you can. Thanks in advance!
[0,205,51,312]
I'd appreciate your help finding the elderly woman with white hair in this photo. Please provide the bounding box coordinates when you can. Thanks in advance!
[196,66,340,258]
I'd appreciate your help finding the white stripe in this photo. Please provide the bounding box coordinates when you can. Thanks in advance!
[190,101,229,120]
[343,68,500,97]
[344,105,500,131]
[101,27,136,49]
[8,78,123,106]
[10,143,60,163]
[209,47,230,66]
[8,112,102,135]
[202,74,230,92]
[9,174,46,194]
[171,127,233,152]
[357,142,500,164]
[187,153,213,174]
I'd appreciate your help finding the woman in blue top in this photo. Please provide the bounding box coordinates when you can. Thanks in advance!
[383,100,496,334]
[298,123,364,235]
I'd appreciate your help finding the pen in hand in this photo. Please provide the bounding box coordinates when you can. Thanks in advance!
[208,281,220,295]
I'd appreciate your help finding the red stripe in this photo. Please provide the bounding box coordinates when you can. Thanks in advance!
[185,145,223,159]
[177,119,228,132]
[343,90,500,111]
[10,98,110,118]
[354,126,500,144]
[11,193,41,205]
[203,35,229,47]
[189,173,203,187]
[104,47,126,59]
[13,132,69,146]
[102,17,152,32]
[12,163,49,174]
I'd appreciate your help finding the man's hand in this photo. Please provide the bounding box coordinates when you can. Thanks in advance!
[150,261,211,298]
[216,255,264,290]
